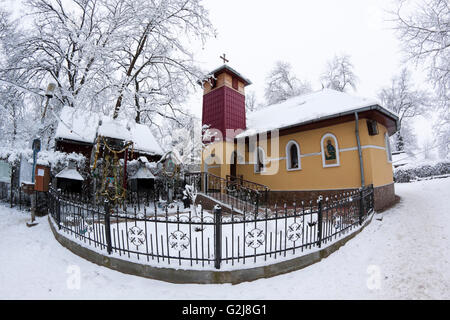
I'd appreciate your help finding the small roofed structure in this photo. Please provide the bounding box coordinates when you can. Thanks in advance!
[55,106,164,162]
[54,106,164,201]
[55,161,84,193]
[128,157,156,193]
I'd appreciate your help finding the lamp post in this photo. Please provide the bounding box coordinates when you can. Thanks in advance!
[41,83,56,121]
[27,82,56,227]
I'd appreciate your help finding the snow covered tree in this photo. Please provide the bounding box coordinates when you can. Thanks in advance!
[320,54,358,92]
[392,121,418,153]
[422,137,436,160]
[264,61,311,105]
[1,0,214,146]
[105,0,215,121]
[434,111,450,159]
[6,0,114,111]
[156,112,203,165]
[0,9,36,148]
[245,90,259,113]
[391,0,449,104]
[391,0,449,159]
[378,68,430,152]
[183,183,198,215]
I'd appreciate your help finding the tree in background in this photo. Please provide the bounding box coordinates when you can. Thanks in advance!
[0,0,214,150]
[245,90,266,113]
[395,122,419,154]
[320,54,358,92]
[391,0,449,104]
[378,68,430,152]
[264,61,311,105]
[391,0,449,158]
[0,9,36,148]
[105,0,214,121]
[156,113,203,165]
[434,112,450,159]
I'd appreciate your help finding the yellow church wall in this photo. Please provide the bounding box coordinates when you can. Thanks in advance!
[361,121,394,187]
[200,119,394,192]
[233,120,393,190]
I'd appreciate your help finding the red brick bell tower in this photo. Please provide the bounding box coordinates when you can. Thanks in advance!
[201,64,252,141]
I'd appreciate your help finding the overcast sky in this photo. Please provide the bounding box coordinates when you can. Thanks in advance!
[190,0,401,110]
[186,0,433,148]
[2,0,434,149]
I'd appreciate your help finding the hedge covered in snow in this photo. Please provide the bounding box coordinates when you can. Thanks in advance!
[0,147,86,174]
[394,160,450,183]
[0,147,32,164]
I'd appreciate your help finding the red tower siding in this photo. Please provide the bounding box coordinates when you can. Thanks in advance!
[202,86,246,140]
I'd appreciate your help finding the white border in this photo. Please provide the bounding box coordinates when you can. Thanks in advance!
[385,133,393,163]
[321,133,340,168]
[285,140,302,171]
[254,147,266,173]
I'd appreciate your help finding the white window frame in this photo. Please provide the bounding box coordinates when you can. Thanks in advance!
[254,147,266,173]
[321,133,340,168]
[286,140,301,171]
[385,133,393,163]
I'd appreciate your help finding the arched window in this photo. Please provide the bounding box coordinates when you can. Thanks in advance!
[254,147,265,173]
[385,133,392,163]
[286,140,301,170]
[321,133,340,168]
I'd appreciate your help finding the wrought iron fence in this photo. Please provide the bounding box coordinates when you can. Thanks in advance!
[0,182,32,210]
[48,184,374,270]
[184,172,269,213]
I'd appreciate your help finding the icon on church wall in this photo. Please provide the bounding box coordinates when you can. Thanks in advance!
[324,139,337,165]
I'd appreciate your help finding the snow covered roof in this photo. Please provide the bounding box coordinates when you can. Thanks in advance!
[201,64,252,86]
[158,150,182,165]
[97,117,163,155]
[236,89,398,138]
[55,168,84,181]
[54,106,100,144]
[55,106,163,156]
[392,151,415,168]
[129,166,155,180]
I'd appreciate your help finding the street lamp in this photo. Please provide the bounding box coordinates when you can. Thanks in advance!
[42,82,56,121]
[27,82,56,227]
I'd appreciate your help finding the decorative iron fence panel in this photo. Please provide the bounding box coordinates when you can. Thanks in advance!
[48,185,374,270]
[184,172,269,213]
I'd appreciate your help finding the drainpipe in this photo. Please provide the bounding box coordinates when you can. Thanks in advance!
[354,112,365,187]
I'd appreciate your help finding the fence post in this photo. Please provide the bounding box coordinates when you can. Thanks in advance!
[359,188,364,225]
[104,199,113,254]
[214,205,222,269]
[255,191,259,214]
[56,192,61,230]
[317,195,323,248]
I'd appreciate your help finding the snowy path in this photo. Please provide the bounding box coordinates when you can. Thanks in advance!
[0,178,449,299]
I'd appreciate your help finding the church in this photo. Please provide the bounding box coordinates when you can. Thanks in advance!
[200,63,399,211]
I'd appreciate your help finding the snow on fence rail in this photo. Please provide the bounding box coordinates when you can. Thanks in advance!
[48,186,374,270]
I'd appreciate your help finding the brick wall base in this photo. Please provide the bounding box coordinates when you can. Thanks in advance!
[197,183,396,213]
[373,183,396,211]
[268,188,357,206]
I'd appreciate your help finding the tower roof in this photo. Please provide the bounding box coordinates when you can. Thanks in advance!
[201,64,252,86]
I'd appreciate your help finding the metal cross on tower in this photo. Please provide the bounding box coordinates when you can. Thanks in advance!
[220,53,229,64]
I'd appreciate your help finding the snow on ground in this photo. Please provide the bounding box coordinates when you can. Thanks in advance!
[1,178,449,299]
